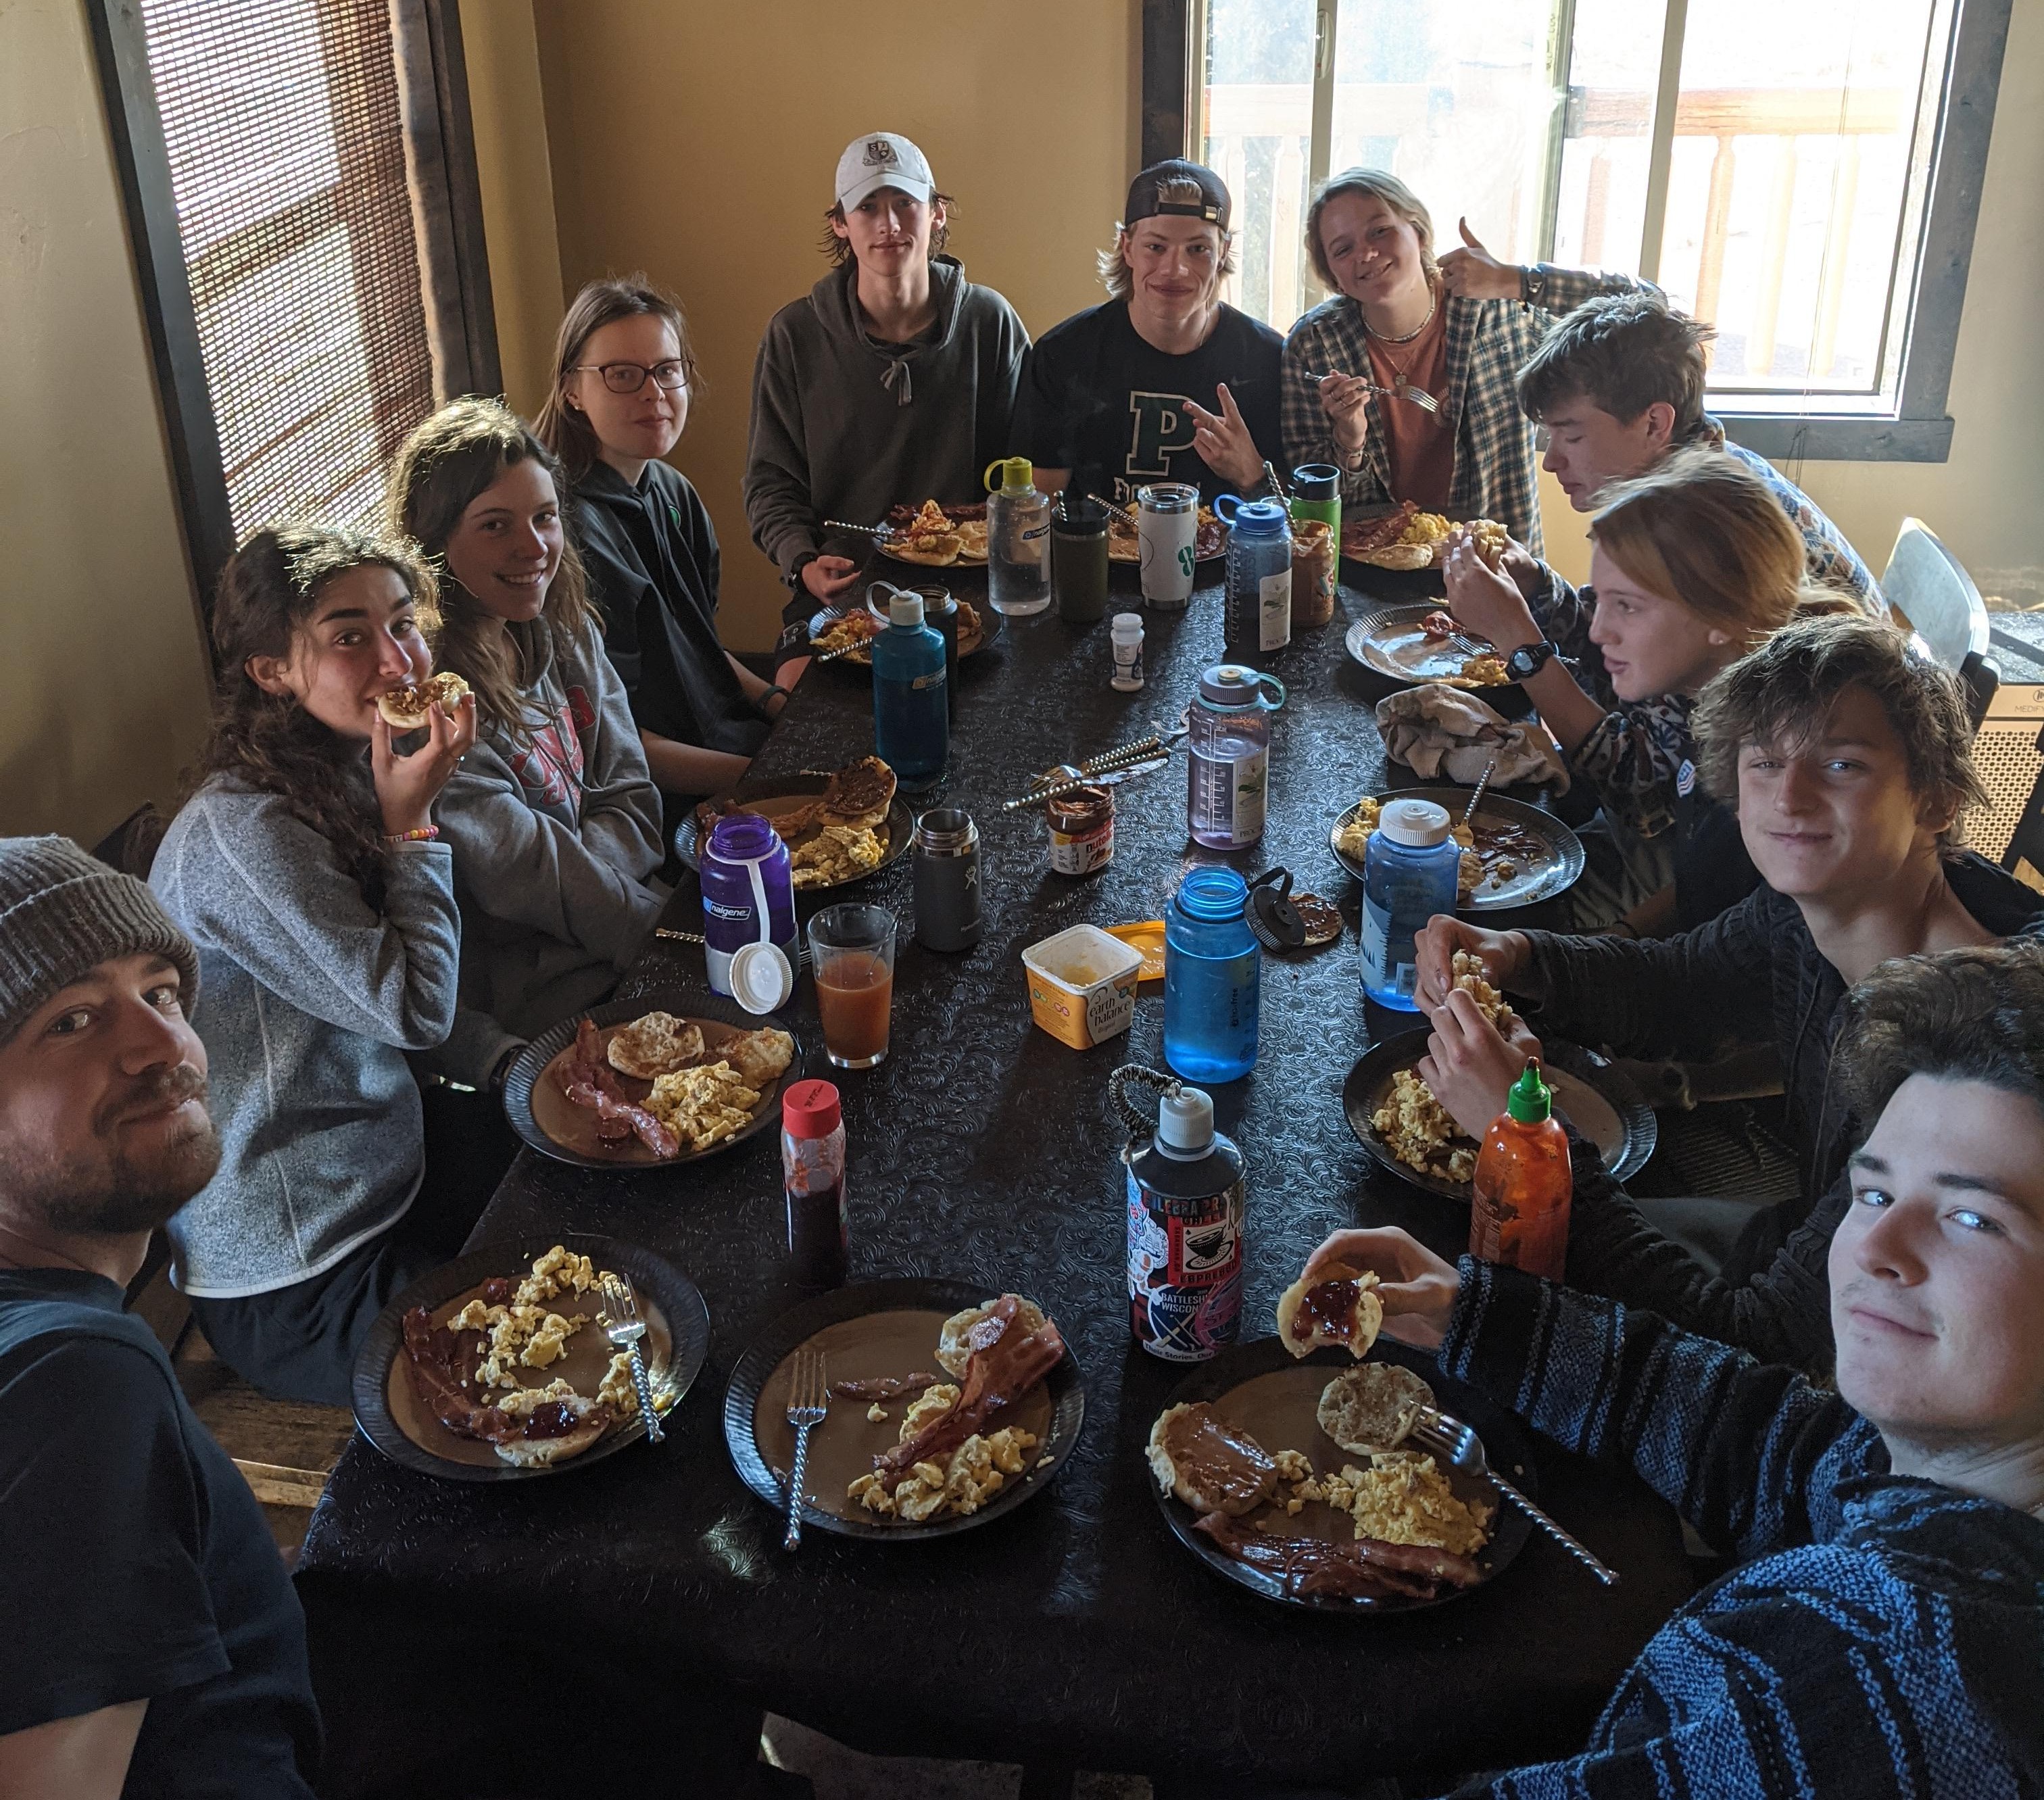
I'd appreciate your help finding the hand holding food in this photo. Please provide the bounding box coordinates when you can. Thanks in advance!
[1317,370,1373,453]
[1415,916,1529,1011]
[802,554,862,605]
[1436,218,1522,302]
[1300,1227,1461,1353]
[370,684,475,837]
[1275,1261,1384,1359]
[1496,535,1542,602]
[1416,987,1540,1142]
[1442,533,1541,653]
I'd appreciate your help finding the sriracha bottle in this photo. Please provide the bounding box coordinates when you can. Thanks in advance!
[1468,1061,1572,1281]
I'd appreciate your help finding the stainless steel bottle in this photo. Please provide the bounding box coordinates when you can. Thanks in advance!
[912,807,981,952]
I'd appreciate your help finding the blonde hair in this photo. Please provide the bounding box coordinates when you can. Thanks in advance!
[1097,176,1238,299]
[1305,168,1440,293]
[1588,446,1845,644]
[386,397,596,748]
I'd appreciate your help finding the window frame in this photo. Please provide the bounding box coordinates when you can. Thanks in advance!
[87,0,501,612]
[1154,0,2012,462]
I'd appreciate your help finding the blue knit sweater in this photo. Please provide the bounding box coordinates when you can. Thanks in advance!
[1440,1259,2044,1797]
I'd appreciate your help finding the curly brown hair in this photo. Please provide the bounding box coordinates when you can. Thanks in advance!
[533,273,701,484]
[386,398,595,749]
[1692,612,1987,850]
[1839,942,2044,1123]
[194,525,439,908]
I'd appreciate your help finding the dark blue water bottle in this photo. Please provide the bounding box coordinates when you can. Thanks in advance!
[1163,866,1261,1083]
[871,589,948,792]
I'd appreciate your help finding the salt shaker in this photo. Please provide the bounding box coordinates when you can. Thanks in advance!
[1110,612,1145,691]
[912,807,981,952]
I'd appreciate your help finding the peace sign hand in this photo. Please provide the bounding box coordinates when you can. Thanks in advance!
[1183,383,1265,489]
[1436,217,1524,302]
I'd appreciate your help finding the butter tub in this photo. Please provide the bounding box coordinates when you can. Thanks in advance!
[1021,923,1144,1050]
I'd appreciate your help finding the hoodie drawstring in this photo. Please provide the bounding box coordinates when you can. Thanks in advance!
[881,357,912,406]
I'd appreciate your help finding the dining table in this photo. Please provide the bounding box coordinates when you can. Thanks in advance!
[295,559,1697,1799]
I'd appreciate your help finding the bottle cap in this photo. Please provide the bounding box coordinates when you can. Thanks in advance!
[782,1077,842,1140]
[1244,872,1307,951]
[1198,662,1255,706]
[1290,463,1342,500]
[728,939,794,1013]
[888,591,926,629]
[1506,1059,1553,1124]
[1227,497,1291,536]
[1111,612,1144,638]
[986,456,1036,494]
[1379,798,1452,848]
[1157,1085,1215,1158]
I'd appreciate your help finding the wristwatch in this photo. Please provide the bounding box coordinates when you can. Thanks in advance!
[1519,263,1549,309]
[1505,639,1561,681]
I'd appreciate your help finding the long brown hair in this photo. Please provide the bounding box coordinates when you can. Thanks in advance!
[386,397,595,746]
[194,525,439,908]
[533,274,700,483]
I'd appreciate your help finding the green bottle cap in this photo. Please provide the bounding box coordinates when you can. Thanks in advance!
[985,456,1035,495]
[1506,1059,1553,1124]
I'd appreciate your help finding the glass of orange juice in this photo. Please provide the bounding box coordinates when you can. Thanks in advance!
[806,904,897,1069]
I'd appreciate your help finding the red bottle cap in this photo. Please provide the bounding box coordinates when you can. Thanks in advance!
[782,1078,842,1139]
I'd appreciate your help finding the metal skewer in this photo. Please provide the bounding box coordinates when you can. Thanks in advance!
[823,518,892,539]
[1461,752,1501,828]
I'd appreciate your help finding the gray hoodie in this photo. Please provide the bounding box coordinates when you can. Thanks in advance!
[432,614,666,1069]
[744,255,1028,600]
[151,794,459,1298]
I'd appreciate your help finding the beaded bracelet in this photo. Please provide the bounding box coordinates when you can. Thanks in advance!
[385,825,440,844]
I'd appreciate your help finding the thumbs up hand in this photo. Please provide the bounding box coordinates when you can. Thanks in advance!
[1437,215,1524,301]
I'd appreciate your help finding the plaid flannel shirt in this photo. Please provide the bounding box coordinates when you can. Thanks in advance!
[1280,267,1650,557]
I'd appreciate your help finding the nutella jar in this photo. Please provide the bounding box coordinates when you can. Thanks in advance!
[1045,785,1114,875]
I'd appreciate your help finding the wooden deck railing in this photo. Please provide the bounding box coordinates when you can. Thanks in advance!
[1204,80,1905,378]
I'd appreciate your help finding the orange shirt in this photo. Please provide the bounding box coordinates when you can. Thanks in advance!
[1364,303,1453,511]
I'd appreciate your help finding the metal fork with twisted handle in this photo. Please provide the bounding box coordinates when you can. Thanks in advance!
[598,1271,663,1445]
[1411,1407,1620,1586]
[781,1350,829,1551]
[1305,369,1442,414]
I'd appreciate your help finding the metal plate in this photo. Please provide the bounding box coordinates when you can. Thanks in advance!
[1150,1336,1534,1615]
[723,1278,1086,1542]
[673,775,915,892]
[1344,605,1516,689]
[1342,1032,1657,1202]
[502,992,808,1170]
[351,1232,710,1483]
[1330,786,1585,910]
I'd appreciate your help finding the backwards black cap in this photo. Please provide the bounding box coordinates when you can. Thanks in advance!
[1124,160,1231,231]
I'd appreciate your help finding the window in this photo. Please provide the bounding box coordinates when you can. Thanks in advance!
[1184,0,2012,458]
[90,0,497,602]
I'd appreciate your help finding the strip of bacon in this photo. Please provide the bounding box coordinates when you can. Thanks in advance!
[873,1298,1065,1476]
[1192,1511,1481,1600]
[1343,499,1418,556]
[556,1018,680,1157]
[832,1373,943,1403]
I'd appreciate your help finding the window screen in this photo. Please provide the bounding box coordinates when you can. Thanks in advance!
[138,0,435,537]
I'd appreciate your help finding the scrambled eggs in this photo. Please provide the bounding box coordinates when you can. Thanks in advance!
[789,824,885,890]
[646,1060,762,1152]
[445,1246,603,1388]
[1337,796,1484,900]
[845,1382,1041,1522]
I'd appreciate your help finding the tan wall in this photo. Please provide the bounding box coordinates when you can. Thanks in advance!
[459,0,563,417]
[526,0,1144,650]
[0,0,214,842]
[1539,0,2044,595]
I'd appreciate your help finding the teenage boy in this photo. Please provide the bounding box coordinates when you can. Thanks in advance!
[746,131,1028,680]
[1300,942,2044,1795]
[0,837,319,1798]
[1011,160,1284,504]
[1513,291,1881,609]
[1413,615,2042,1367]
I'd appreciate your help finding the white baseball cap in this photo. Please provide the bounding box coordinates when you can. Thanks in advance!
[835,132,935,211]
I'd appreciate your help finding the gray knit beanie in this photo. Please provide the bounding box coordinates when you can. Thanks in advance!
[0,836,201,1044]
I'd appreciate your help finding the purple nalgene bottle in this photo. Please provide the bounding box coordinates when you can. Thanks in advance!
[701,812,798,997]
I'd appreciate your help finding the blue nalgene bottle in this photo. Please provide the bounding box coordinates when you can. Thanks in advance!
[1359,798,1462,1009]
[1163,866,1261,1082]
[1214,494,1292,658]
[870,589,948,792]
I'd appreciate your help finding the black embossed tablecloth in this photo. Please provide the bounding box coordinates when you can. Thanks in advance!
[297,570,1693,1795]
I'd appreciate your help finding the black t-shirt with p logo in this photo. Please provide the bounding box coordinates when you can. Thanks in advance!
[1013,300,1285,504]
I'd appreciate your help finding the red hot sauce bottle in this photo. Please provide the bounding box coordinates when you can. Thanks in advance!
[1468,1061,1572,1281]
[782,1079,848,1290]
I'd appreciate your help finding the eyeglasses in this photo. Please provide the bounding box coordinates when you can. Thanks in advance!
[572,359,689,395]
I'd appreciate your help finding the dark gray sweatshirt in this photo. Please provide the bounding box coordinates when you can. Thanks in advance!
[743,255,1027,631]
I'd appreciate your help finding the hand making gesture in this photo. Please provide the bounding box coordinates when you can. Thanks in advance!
[1183,382,1267,491]
[1436,218,1523,302]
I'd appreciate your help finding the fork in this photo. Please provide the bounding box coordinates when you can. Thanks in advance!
[1305,370,1442,414]
[781,1350,829,1551]
[598,1271,664,1446]
[1411,1407,1620,1585]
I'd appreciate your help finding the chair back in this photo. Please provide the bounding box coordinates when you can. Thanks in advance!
[1884,517,1990,671]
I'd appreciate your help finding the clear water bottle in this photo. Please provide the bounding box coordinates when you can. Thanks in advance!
[1163,866,1260,1083]
[1214,494,1292,658]
[984,456,1051,616]
[871,589,948,792]
[1186,663,1286,850]
[1359,798,1462,1009]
